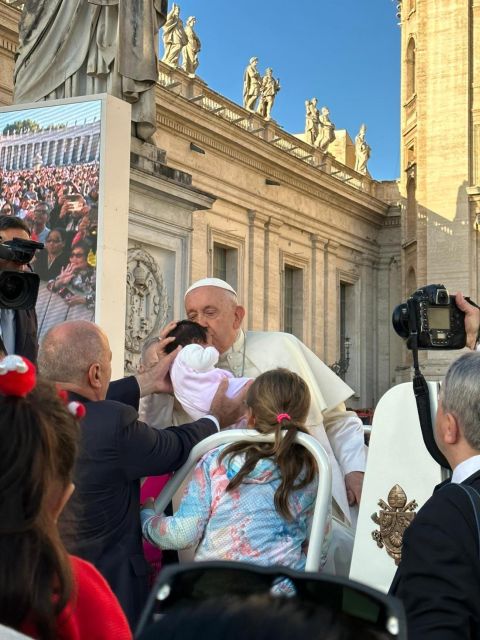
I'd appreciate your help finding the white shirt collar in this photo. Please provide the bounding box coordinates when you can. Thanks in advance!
[451,455,480,484]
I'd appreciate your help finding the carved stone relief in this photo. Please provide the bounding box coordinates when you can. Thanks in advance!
[124,246,169,373]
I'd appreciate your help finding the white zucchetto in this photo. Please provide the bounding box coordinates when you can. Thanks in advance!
[184,277,237,298]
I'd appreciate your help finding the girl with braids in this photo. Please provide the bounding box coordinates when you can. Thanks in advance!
[141,369,331,570]
[0,356,131,640]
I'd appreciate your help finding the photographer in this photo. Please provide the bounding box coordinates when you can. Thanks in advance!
[0,216,38,362]
[390,352,480,639]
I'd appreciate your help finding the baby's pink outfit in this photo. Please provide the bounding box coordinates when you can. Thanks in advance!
[170,344,251,426]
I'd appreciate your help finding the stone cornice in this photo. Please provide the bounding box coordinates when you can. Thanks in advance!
[154,87,389,226]
[130,167,216,211]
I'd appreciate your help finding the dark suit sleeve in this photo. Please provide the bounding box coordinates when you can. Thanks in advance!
[106,376,140,409]
[390,490,478,639]
[118,416,218,480]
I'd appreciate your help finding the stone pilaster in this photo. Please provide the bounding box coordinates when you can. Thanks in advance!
[263,216,283,331]
[247,209,268,330]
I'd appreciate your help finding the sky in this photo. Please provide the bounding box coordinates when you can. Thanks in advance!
[165,0,401,181]
[0,101,101,132]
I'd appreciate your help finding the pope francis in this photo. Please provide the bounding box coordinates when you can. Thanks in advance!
[140,278,366,530]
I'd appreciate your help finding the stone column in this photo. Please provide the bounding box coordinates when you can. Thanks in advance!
[358,257,376,406]
[247,209,268,330]
[323,239,339,365]
[263,216,283,330]
[86,135,93,162]
[310,234,327,357]
[468,189,480,302]
[67,137,75,165]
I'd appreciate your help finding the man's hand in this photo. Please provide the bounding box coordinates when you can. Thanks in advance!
[209,379,252,429]
[135,321,179,396]
[455,292,480,350]
[136,344,180,397]
[345,471,364,506]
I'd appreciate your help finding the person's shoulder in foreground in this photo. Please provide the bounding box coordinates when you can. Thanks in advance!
[55,556,132,640]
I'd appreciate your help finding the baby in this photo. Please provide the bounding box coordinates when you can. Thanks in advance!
[165,320,251,426]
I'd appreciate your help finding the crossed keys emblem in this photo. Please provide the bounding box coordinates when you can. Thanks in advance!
[371,484,418,565]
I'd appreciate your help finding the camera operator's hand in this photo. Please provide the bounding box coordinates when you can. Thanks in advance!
[209,379,252,429]
[455,292,480,350]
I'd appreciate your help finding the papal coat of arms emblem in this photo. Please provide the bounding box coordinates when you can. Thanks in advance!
[371,484,417,565]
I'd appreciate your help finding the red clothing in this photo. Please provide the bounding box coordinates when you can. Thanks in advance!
[23,555,132,640]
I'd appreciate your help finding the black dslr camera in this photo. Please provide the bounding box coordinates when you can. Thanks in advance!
[392,284,468,350]
[0,238,44,310]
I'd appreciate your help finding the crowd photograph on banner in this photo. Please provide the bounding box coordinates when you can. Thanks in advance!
[0,100,101,338]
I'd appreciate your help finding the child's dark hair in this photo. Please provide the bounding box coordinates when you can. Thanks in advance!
[0,377,80,639]
[219,368,316,521]
[164,320,208,354]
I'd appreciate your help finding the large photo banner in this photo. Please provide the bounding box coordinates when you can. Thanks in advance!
[0,95,131,376]
[0,100,101,337]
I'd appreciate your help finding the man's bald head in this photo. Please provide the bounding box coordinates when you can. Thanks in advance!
[38,321,112,399]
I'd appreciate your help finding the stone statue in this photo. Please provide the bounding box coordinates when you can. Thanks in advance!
[355,124,371,175]
[181,16,201,76]
[257,68,281,120]
[315,106,336,153]
[243,57,262,112]
[13,0,166,142]
[305,97,319,146]
[161,3,187,68]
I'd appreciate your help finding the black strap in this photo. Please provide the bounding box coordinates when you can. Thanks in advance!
[412,370,450,469]
[444,483,480,555]
[0,332,6,356]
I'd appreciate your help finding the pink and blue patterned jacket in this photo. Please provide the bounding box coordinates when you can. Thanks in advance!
[141,444,331,571]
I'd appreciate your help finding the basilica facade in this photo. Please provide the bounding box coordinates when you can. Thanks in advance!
[11,0,478,409]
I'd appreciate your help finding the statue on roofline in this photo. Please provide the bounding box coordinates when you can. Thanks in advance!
[257,68,280,121]
[354,124,371,175]
[181,16,201,76]
[161,3,187,68]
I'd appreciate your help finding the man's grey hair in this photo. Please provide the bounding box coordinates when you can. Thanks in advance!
[441,351,480,450]
[38,320,106,385]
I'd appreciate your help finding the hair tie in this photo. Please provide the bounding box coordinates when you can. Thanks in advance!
[276,412,291,423]
[0,355,36,397]
[56,386,86,419]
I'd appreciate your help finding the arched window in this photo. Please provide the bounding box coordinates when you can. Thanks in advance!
[406,176,417,240]
[406,38,416,96]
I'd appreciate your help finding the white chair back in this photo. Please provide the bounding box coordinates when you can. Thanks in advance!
[153,429,331,572]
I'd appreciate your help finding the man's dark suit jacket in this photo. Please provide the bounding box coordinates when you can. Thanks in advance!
[14,308,38,362]
[64,377,217,630]
[390,470,480,639]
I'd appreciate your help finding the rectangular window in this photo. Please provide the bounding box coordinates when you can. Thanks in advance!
[283,265,303,339]
[213,243,238,290]
[338,282,354,380]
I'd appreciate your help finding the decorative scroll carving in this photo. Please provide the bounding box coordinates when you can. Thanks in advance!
[124,247,169,373]
[371,484,417,565]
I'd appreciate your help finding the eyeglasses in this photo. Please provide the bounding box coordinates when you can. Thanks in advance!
[70,252,85,258]
[46,238,62,243]
[135,561,406,639]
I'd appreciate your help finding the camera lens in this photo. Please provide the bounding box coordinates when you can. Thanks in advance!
[0,271,40,310]
[1,273,24,300]
[392,303,410,339]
